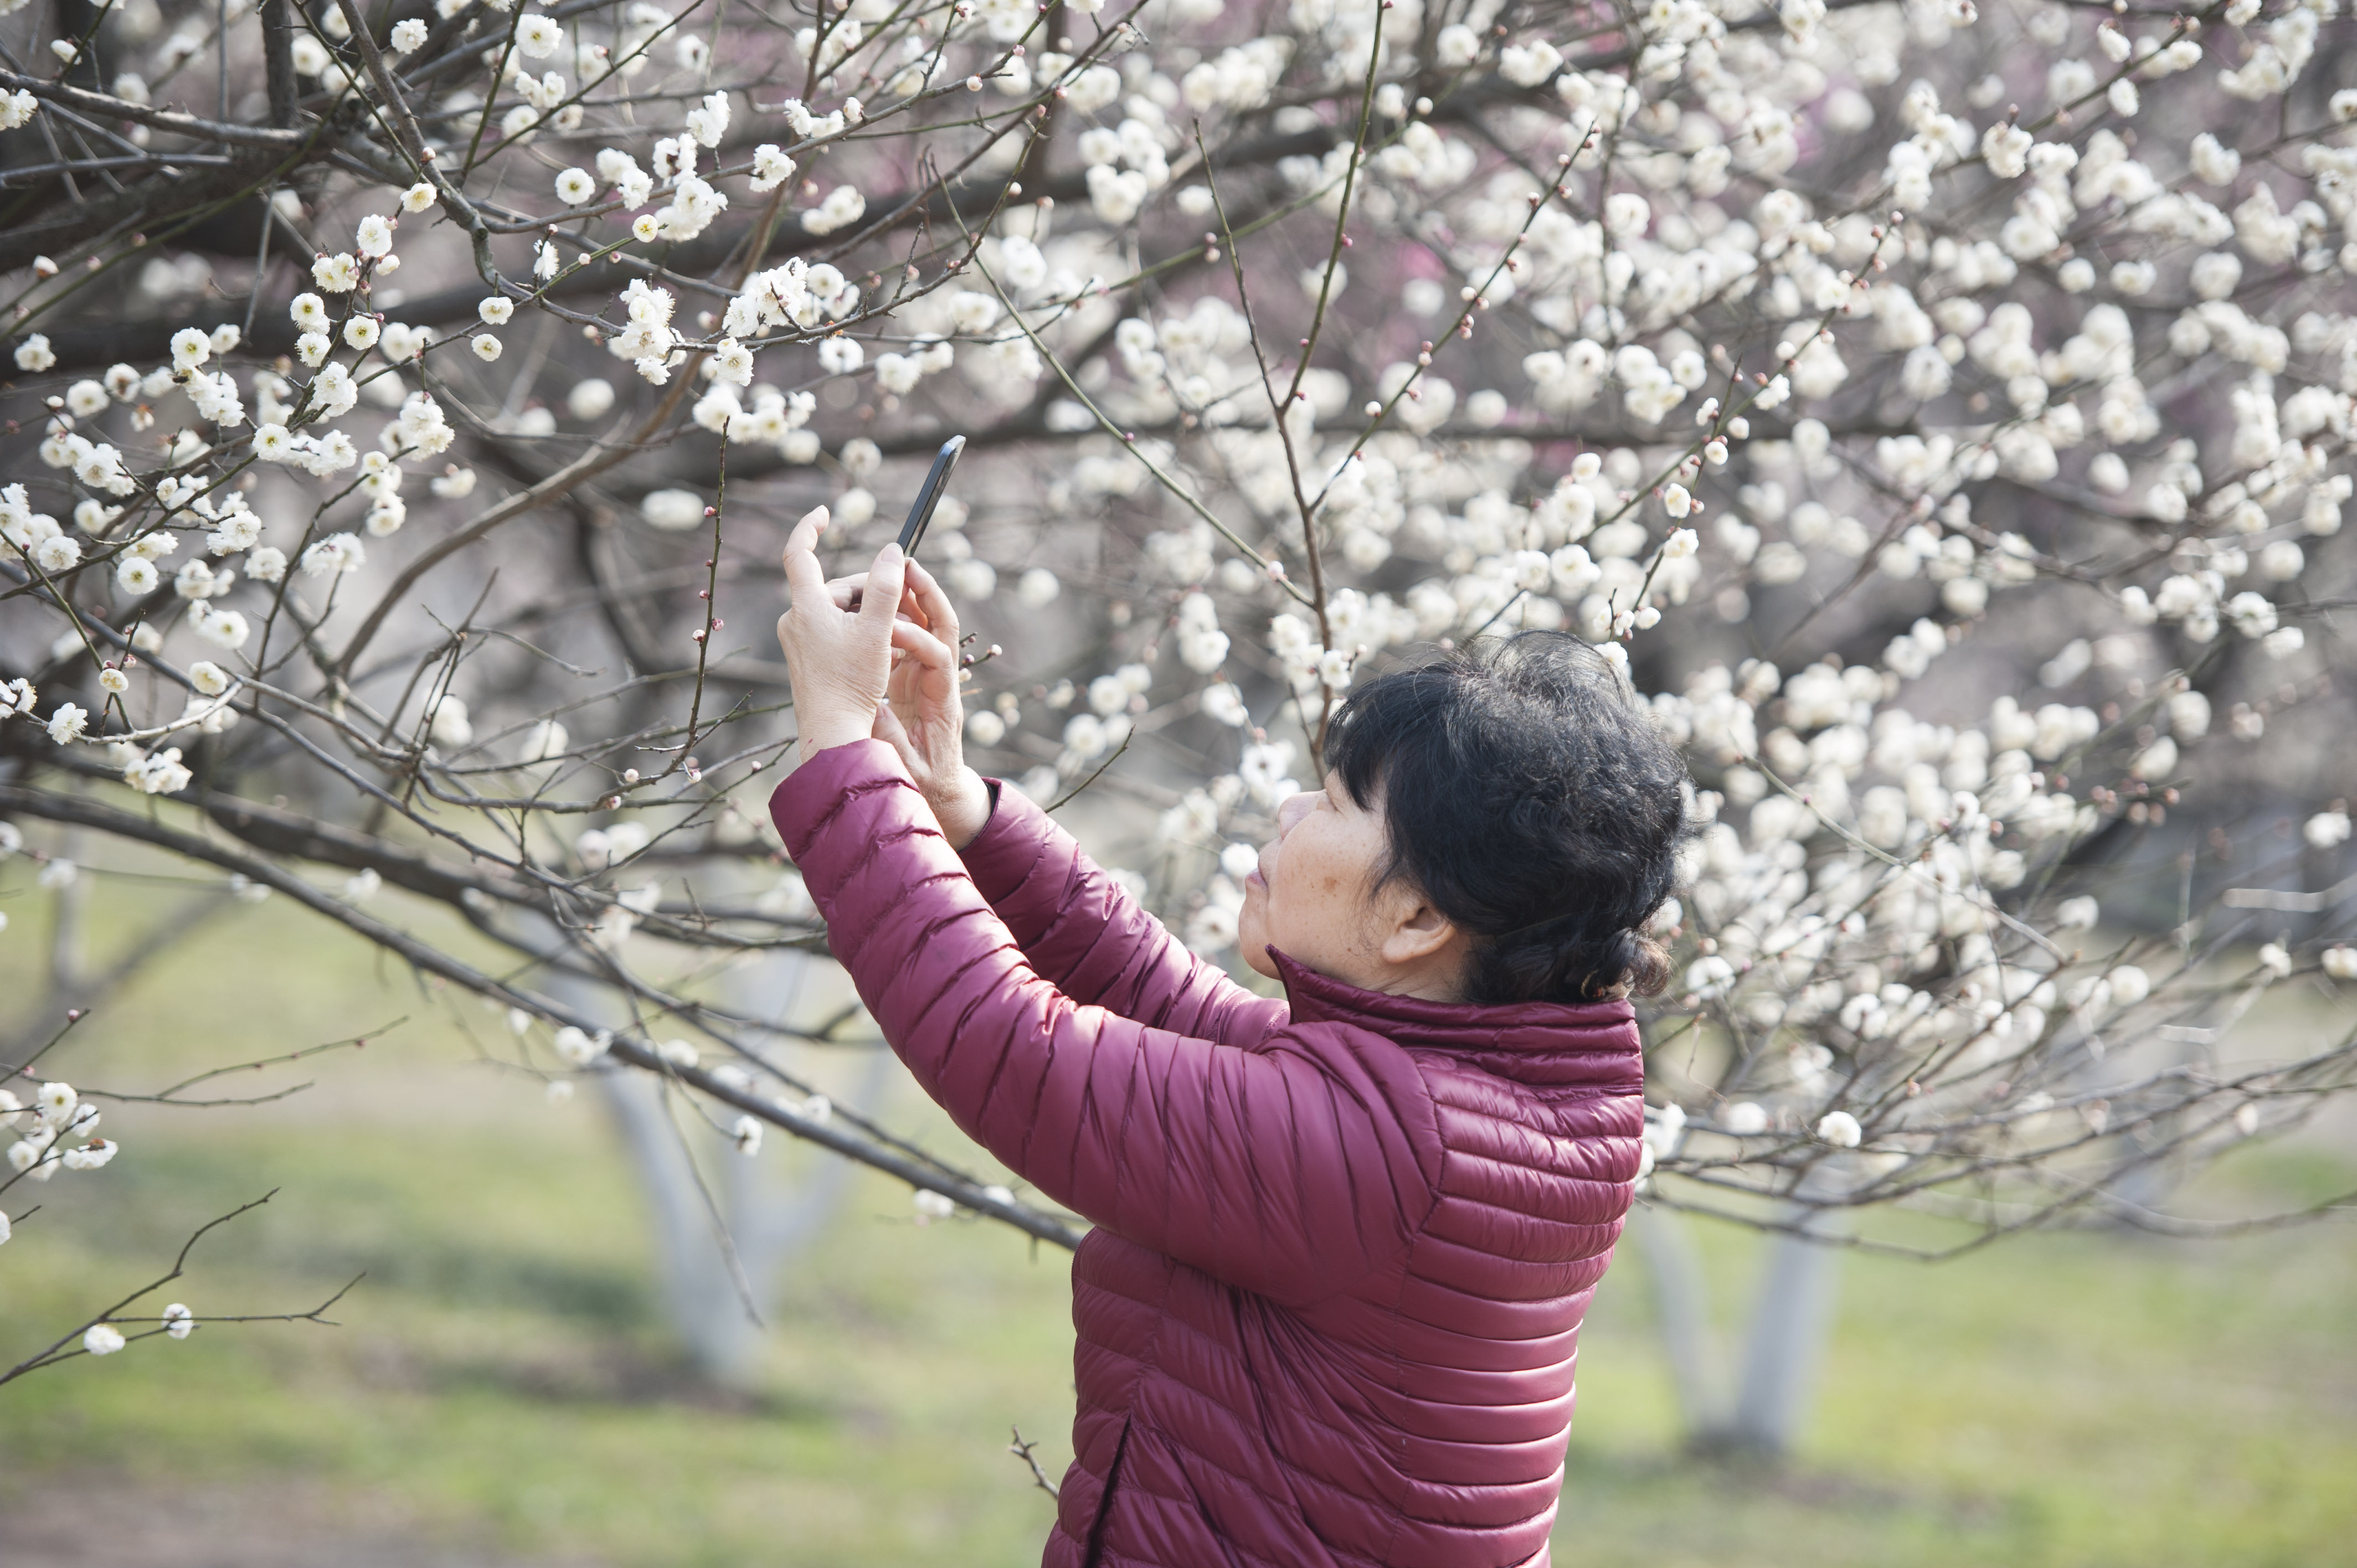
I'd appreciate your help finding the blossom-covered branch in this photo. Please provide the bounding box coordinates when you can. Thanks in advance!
[5,0,2357,1345]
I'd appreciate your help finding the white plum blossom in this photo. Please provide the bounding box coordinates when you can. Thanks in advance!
[710,339,754,385]
[1722,1102,1770,1136]
[301,533,366,579]
[684,91,730,148]
[192,607,251,649]
[123,746,191,795]
[517,12,563,56]
[46,703,88,742]
[569,380,616,420]
[750,146,797,194]
[1982,122,2032,179]
[642,490,705,530]
[801,184,866,235]
[1815,1112,1862,1148]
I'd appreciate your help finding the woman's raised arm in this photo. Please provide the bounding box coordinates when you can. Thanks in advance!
[956,779,1282,1042]
[771,741,1441,1306]
[774,513,1272,1038]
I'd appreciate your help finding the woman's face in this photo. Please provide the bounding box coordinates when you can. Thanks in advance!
[1237,771,1465,998]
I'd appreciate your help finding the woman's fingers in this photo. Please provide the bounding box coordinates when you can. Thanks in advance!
[780,506,831,603]
[871,697,915,754]
[903,560,961,648]
[887,616,958,672]
[870,700,943,794]
[825,572,935,626]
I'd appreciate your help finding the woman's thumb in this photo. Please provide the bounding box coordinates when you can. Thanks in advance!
[861,543,907,629]
[871,699,920,771]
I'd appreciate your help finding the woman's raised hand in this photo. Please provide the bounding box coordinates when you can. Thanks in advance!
[873,558,991,848]
[777,507,992,848]
[778,506,900,759]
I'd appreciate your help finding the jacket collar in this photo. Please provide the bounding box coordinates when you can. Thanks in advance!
[1269,950,1644,1091]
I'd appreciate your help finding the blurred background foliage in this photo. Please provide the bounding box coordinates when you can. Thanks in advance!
[2,855,2353,1567]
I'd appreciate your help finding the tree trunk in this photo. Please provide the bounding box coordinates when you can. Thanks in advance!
[553,946,886,1386]
[1726,1203,1848,1455]
[1633,1197,1850,1460]
[1631,1205,1724,1441]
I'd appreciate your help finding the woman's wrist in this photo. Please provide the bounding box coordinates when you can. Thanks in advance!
[795,703,878,761]
[934,766,994,851]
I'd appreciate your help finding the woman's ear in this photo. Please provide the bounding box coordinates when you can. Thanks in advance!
[1377,890,1461,967]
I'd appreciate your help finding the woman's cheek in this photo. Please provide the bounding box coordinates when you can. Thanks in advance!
[1235,880,1281,976]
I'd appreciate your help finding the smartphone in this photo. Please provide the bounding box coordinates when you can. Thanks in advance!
[896,435,966,559]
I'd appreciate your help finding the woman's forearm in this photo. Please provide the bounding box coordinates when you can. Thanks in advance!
[954,775,1282,1039]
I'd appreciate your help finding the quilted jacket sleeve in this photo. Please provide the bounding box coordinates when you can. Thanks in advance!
[773,741,1442,1306]
[957,776,1278,1040]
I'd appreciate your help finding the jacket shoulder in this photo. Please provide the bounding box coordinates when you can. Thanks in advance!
[1413,1052,1644,1228]
[1242,1020,1453,1192]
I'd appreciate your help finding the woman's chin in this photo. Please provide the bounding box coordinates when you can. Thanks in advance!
[1236,904,1278,979]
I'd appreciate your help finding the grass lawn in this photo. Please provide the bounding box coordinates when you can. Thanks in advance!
[2,871,2353,1566]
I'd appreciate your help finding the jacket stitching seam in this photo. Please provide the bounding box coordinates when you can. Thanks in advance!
[1376,1086,1450,1567]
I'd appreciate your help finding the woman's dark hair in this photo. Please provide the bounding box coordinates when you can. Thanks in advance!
[1324,631,1688,1004]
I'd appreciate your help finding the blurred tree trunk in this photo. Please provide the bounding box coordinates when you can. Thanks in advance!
[1631,1205,1722,1438]
[560,947,887,1387]
[1635,1199,1850,1459]
[1,828,215,1061]
[1726,1205,1847,1454]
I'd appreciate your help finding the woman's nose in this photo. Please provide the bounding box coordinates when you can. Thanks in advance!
[1275,791,1319,837]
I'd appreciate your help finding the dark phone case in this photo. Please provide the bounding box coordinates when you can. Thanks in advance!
[896,435,966,558]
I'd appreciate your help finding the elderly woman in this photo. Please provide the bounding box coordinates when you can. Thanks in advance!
[770,513,1686,1568]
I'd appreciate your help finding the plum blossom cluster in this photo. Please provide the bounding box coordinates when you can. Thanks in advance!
[2,1079,116,1187]
[3,0,2356,1298]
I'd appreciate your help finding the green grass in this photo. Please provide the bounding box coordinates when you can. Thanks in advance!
[3,868,2355,1566]
[1570,1181,2357,1568]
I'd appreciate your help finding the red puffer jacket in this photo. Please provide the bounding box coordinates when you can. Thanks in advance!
[772,742,1645,1568]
